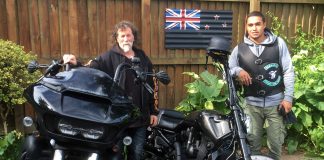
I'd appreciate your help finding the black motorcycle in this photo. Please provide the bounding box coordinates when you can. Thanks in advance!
[143,36,274,160]
[20,57,170,160]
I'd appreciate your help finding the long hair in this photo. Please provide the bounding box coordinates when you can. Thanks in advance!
[111,20,140,46]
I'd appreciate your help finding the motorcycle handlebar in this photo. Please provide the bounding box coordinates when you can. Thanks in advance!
[28,57,170,92]
[113,57,170,93]
[27,60,70,76]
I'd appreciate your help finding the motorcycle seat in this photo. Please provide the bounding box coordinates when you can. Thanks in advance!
[157,109,184,130]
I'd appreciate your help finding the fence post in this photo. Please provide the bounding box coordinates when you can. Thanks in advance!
[141,0,151,56]
[250,0,260,12]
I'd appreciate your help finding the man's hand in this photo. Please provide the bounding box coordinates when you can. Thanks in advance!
[63,54,77,65]
[84,60,92,67]
[238,70,252,86]
[279,100,293,114]
[150,115,158,127]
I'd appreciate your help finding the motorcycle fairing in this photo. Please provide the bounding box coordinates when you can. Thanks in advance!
[41,67,125,99]
[26,67,136,123]
[23,67,140,148]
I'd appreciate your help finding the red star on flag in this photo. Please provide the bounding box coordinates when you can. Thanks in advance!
[204,24,210,30]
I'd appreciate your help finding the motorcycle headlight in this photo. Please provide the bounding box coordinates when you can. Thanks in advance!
[82,128,104,140]
[58,121,78,136]
[23,116,34,127]
[57,120,104,140]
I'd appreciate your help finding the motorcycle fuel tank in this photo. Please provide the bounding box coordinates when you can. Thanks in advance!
[189,110,232,143]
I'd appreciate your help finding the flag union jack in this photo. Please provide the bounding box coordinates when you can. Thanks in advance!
[165,8,200,30]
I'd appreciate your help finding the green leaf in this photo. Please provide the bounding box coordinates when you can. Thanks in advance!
[295,103,309,112]
[204,101,214,110]
[287,138,298,154]
[293,107,301,117]
[292,123,303,131]
[186,81,199,94]
[183,72,200,79]
[305,91,324,111]
[313,114,323,126]
[300,112,313,127]
[317,102,324,111]
[318,63,324,71]
[6,133,15,144]
[314,84,324,93]
[309,127,324,152]
[294,89,305,99]
[200,70,218,86]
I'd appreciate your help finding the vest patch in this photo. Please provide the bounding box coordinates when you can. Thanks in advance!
[238,40,284,97]
[263,63,281,87]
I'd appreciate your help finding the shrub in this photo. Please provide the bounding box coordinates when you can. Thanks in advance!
[267,12,324,156]
[288,26,324,156]
[0,130,23,160]
[0,39,40,134]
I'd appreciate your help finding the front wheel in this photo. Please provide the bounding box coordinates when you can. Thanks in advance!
[143,142,185,160]
[20,135,52,160]
[250,155,274,160]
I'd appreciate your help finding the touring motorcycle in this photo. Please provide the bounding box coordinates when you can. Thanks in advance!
[20,57,170,160]
[143,36,274,160]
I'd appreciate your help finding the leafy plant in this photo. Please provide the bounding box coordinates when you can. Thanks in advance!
[266,11,288,43]
[176,69,229,114]
[267,13,324,156]
[0,39,40,134]
[0,130,23,160]
[291,26,323,56]
[289,27,324,156]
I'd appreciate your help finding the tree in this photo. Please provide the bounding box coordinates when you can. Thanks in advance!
[0,39,40,134]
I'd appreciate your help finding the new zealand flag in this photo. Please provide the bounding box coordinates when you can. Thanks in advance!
[165,9,201,30]
[165,8,232,49]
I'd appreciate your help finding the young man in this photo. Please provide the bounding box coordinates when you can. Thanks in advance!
[64,20,158,160]
[228,11,294,160]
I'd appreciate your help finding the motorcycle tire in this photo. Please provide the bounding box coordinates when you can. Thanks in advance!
[20,135,52,160]
[142,145,185,160]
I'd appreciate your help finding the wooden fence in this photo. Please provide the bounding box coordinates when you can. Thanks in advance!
[0,0,323,132]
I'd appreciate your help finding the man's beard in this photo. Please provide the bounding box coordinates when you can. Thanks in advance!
[119,42,133,53]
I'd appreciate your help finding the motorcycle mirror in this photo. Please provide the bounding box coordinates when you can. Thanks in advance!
[156,71,171,85]
[27,60,40,73]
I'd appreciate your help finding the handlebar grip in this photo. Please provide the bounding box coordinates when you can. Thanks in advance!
[44,60,61,76]
[65,64,71,71]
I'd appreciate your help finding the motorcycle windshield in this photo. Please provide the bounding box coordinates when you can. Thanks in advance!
[41,67,125,98]
[28,67,136,123]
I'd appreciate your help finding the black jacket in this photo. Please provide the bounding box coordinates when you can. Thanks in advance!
[89,45,157,127]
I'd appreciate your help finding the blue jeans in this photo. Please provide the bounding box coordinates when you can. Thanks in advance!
[116,126,147,160]
[127,126,146,160]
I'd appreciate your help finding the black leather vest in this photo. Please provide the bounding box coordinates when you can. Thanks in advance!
[238,40,284,97]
